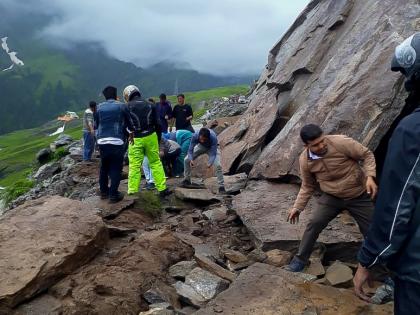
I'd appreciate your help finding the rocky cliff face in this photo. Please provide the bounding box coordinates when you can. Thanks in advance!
[220,0,420,178]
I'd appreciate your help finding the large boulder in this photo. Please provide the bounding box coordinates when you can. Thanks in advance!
[0,196,108,310]
[219,0,419,178]
[195,263,392,314]
[16,229,193,314]
[233,180,362,251]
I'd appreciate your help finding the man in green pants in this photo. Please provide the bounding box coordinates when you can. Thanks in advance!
[123,85,171,197]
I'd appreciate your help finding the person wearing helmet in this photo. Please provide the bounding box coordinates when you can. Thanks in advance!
[354,33,420,314]
[123,85,171,197]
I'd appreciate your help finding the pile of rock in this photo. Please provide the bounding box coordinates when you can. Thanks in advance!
[8,136,96,210]
[200,95,249,123]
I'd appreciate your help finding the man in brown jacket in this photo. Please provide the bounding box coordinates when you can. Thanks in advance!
[285,124,378,272]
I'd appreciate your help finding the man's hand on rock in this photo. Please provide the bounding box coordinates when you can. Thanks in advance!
[366,176,378,200]
[287,208,300,224]
[353,264,373,303]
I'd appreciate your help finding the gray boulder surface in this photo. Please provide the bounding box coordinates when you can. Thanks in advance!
[219,0,419,178]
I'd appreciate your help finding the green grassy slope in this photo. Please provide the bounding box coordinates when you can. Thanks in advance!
[0,85,248,187]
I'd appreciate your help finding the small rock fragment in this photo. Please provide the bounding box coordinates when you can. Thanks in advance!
[169,261,198,280]
[265,249,292,267]
[247,248,268,263]
[305,258,325,277]
[185,267,229,300]
[222,249,248,263]
[194,254,236,282]
[325,261,353,286]
[173,282,206,308]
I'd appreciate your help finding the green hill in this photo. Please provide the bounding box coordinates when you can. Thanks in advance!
[0,85,248,187]
[0,5,254,135]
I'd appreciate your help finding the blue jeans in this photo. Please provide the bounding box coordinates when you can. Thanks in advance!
[98,144,125,198]
[83,131,95,161]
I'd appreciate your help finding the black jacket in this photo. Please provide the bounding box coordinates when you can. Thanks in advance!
[127,96,162,140]
[358,108,420,283]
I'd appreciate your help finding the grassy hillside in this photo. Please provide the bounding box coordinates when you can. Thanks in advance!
[0,85,248,187]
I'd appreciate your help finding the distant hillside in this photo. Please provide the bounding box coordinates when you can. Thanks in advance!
[0,6,255,134]
[0,85,249,187]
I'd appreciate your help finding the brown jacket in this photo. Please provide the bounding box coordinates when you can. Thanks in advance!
[293,135,376,211]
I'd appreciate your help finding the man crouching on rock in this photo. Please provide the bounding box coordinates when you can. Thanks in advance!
[285,124,378,272]
[182,127,226,193]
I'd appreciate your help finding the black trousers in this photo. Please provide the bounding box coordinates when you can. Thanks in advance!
[296,192,374,262]
[394,278,420,315]
[98,144,125,198]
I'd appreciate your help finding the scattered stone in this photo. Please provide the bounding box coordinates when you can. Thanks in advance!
[295,272,318,283]
[33,162,61,182]
[0,196,108,309]
[247,248,267,263]
[175,188,221,203]
[139,303,174,315]
[222,249,248,264]
[265,249,293,267]
[226,260,254,272]
[173,282,206,308]
[144,289,168,305]
[204,173,248,194]
[174,232,204,246]
[36,148,52,164]
[195,263,392,314]
[54,134,73,148]
[306,258,326,277]
[203,208,227,222]
[169,261,198,280]
[325,261,354,286]
[194,254,236,282]
[60,155,76,171]
[185,268,229,300]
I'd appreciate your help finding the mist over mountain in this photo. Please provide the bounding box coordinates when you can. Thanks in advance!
[0,6,256,134]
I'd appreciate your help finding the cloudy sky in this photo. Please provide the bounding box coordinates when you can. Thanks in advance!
[4,0,309,75]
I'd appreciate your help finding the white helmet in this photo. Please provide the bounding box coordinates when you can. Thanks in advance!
[123,85,140,103]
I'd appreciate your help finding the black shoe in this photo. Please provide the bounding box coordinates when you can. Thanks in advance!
[109,192,124,203]
[181,179,191,187]
[159,188,173,198]
[218,186,227,194]
[146,182,155,190]
[100,192,109,200]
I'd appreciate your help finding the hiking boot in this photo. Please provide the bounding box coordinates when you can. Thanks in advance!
[159,188,173,198]
[109,192,124,204]
[284,256,306,272]
[100,192,109,200]
[218,186,227,194]
[146,182,155,190]
[181,179,191,187]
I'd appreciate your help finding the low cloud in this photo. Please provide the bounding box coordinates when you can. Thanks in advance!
[2,0,309,75]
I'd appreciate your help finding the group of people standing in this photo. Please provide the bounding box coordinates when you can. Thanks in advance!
[82,85,225,203]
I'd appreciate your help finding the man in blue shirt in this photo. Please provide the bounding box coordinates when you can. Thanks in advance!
[95,86,134,203]
[182,127,225,193]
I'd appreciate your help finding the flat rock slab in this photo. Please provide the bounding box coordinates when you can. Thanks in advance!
[204,173,248,194]
[233,181,362,251]
[185,267,229,300]
[175,187,221,203]
[84,195,135,219]
[0,196,107,309]
[196,263,393,315]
